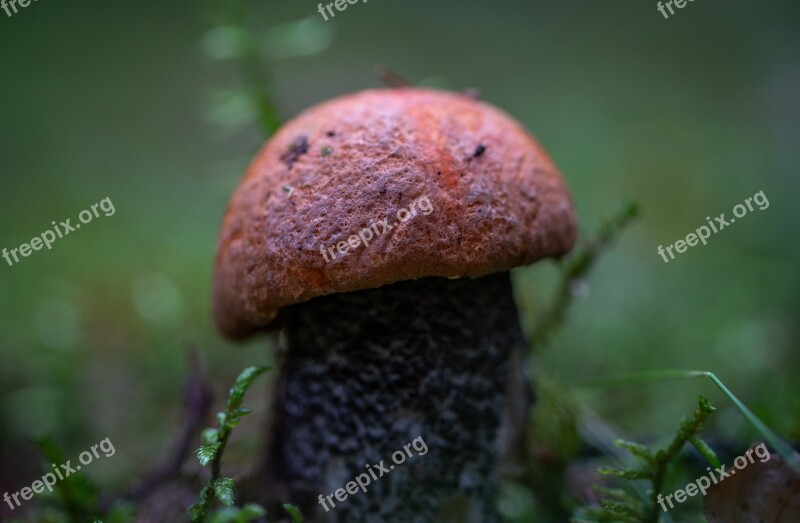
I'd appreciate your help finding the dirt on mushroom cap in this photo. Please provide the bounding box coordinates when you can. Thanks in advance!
[213,87,577,339]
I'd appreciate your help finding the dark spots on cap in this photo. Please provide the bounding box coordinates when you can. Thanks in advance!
[326,131,336,137]
[473,144,486,158]
[281,135,309,169]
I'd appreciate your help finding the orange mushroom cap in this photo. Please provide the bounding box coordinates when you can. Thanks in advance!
[213,88,577,339]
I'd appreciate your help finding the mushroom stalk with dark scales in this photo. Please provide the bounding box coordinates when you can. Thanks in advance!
[212,88,577,522]
[265,273,527,521]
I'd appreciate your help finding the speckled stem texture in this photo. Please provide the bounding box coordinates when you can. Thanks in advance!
[264,272,529,522]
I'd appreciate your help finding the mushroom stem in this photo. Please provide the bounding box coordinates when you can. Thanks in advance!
[263,272,529,522]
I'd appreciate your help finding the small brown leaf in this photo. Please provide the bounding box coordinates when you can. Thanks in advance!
[704,443,800,523]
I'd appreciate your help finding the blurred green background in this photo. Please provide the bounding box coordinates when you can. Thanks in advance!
[1,0,798,520]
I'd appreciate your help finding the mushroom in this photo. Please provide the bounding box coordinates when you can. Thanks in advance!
[213,88,576,522]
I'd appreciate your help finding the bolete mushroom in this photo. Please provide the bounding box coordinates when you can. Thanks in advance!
[213,88,576,522]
